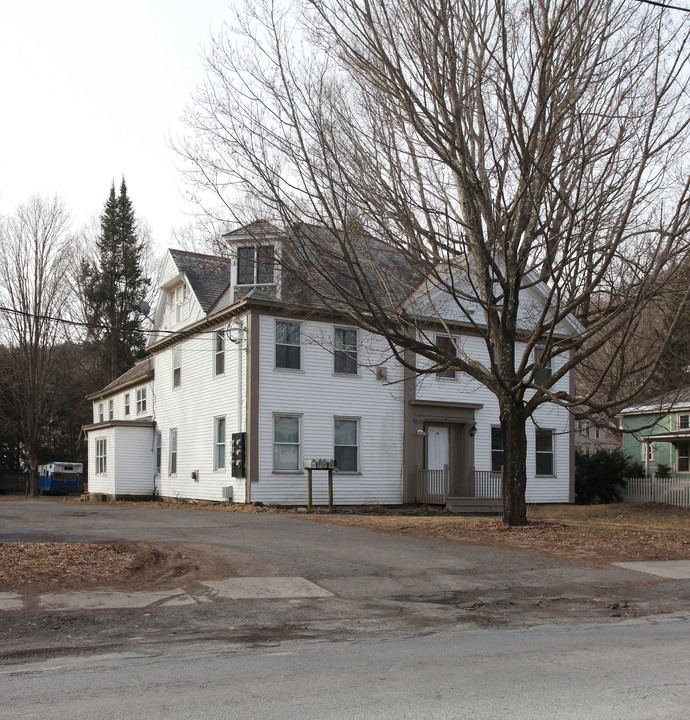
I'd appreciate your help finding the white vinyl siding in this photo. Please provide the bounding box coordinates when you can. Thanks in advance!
[255,315,404,505]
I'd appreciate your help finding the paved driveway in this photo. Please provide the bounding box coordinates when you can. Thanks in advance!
[1,500,688,661]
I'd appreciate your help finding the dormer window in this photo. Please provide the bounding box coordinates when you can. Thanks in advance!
[237,246,274,285]
[172,285,186,323]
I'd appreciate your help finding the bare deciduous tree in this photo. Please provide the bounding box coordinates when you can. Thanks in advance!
[181,0,690,524]
[0,197,75,496]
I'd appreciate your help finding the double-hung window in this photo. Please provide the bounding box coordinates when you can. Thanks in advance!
[679,414,689,431]
[108,399,114,421]
[215,417,226,471]
[155,431,162,475]
[124,393,130,416]
[172,349,181,388]
[535,428,555,476]
[275,320,301,370]
[98,403,104,423]
[678,442,689,473]
[237,246,274,285]
[95,438,107,474]
[169,429,178,475]
[334,327,357,374]
[334,418,359,472]
[534,346,552,386]
[436,335,456,379]
[273,415,300,471]
[214,331,225,376]
[491,427,504,473]
[136,388,147,414]
[173,285,185,323]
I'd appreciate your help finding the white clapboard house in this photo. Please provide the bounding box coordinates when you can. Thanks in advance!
[84,221,574,510]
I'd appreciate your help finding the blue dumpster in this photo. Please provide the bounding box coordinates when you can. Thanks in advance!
[38,462,83,494]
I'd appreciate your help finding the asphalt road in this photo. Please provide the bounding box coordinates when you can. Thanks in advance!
[2,614,689,720]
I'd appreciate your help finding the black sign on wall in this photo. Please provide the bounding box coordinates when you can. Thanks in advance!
[231,432,247,478]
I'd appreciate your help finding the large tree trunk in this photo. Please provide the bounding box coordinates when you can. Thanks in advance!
[500,399,528,526]
[27,455,40,498]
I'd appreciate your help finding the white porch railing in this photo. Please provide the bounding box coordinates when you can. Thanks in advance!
[623,476,690,509]
[416,466,448,504]
[474,470,503,499]
[416,468,503,504]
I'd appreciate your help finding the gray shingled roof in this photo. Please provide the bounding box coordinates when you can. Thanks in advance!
[88,357,154,399]
[279,223,424,311]
[169,249,233,313]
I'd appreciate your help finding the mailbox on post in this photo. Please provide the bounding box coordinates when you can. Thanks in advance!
[303,459,336,511]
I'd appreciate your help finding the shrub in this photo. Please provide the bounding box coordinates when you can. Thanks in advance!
[575,448,632,504]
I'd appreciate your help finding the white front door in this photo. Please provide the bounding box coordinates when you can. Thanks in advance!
[427,426,449,471]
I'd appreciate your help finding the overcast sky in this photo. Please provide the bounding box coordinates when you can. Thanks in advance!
[0,0,232,251]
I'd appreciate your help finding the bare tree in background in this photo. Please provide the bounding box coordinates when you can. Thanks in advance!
[0,197,75,496]
[181,0,690,524]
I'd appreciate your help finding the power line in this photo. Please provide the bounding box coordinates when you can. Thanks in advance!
[0,306,227,337]
[633,0,690,12]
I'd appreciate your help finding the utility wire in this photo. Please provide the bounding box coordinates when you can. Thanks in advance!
[0,305,227,337]
[633,0,690,12]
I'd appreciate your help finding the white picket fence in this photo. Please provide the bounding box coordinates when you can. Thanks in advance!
[623,476,690,509]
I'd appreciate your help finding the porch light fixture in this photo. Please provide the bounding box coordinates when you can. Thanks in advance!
[417,429,426,436]
[469,424,477,436]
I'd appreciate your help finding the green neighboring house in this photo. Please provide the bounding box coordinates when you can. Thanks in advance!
[619,387,690,476]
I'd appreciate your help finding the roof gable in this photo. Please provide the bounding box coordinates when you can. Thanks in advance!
[169,249,233,313]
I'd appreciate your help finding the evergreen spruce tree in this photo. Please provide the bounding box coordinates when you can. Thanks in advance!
[82,178,150,381]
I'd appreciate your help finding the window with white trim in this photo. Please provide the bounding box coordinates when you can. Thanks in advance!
[237,246,274,285]
[435,335,456,379]
[124,393,130,416]
[677,442,689,473]
[172,349,181,388]
[334,327,358,374]
[535,428,555,476]
[334,418,359,472]
[173,285,186,323]
[491,427,504,473]
[679,414,689,430]
[169,429,178,475]
[642,442,655,463]
[215,417,226,471]
[275,320,301,370]
[273,415,300,471]
[534,346,552,386]
[95,438,107,474]
[136,388,147,414]
[155,431,162,475]
[98,403,104,423]
[214,331,225,376]
[108,399,114,421]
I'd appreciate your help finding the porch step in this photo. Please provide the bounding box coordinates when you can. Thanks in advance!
[445,496,502,515]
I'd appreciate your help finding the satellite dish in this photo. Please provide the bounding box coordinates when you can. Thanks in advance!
[140,301,151,316]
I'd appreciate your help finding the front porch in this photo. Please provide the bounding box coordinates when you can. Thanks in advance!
[416,467,502,514]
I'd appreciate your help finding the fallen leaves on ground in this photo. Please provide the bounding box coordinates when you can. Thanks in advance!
[301,515,690,565]
[0,542,141,591]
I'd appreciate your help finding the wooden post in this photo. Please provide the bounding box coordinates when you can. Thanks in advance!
[328,468,334,511]
[307,468,312,512]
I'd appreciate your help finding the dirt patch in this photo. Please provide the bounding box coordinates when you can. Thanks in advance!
[300,516,690,565]
[0,541,236,594]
